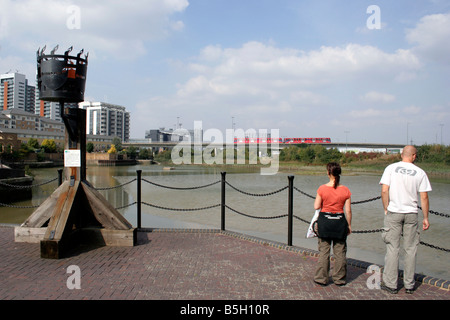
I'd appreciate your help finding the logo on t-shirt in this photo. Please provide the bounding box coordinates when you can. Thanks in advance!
[395,166,417,176]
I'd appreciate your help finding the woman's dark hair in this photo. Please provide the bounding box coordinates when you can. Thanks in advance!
[327,162,341,189]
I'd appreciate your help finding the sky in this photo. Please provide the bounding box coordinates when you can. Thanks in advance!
[1,0,449,145]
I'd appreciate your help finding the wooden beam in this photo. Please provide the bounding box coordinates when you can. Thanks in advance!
[19,182,70,228]
[14,227,47,243]
[40,181,80,259]
[78,227,136,247]
[81,181,133,230]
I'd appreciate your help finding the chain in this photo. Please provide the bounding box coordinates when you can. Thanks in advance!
[0,202,40,209]
[94,178,137,190]
[226,182,288,197]
[420,241,450,252]
[293,215,310,224]
[351,196,381,204]
[115,201,137,210]
[0,177,58,189]
[293,187,315,199]
[226,205,288,219]
[352,229,384,234]
[142,178,220,190]
[142,201,220,212]
[418,206,450,218]
[1,173,447,253]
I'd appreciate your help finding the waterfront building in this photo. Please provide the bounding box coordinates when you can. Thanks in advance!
[0,72,35,113]
[0,108,114,151]
[79,101,130,142]
[145,127,202,143]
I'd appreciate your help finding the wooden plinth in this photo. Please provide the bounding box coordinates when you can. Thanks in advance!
[15,180,136,259]
[14,108,136,259]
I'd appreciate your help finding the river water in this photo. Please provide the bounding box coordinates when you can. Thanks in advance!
[1,164,449,281]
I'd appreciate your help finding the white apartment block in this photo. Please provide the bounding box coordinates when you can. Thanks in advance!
[79,101,130,142]
[1,72,35,113]
[35,101,62,122]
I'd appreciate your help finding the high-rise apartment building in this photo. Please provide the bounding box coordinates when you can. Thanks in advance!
[79,101,130,142]
[0,72,35,113]
[34,101,64,122]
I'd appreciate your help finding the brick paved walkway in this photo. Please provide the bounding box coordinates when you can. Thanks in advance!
[0,226,448,303]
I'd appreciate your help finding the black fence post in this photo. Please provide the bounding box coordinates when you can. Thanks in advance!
[57,169,63,186]
[221,172,226,231]
[137,170,142,230]
[288,175,294,246]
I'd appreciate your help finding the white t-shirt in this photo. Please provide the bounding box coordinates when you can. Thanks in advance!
[379,161,432,213]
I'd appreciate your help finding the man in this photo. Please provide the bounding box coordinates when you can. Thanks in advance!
[379,145,431,294]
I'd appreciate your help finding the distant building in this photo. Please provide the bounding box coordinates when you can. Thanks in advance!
[35,101,62,122]
[0,72,35,113]
[79,101,130,142]
[0,108,115,151]
[1,71,132,146]
[145,128,172,142]
[1,108,65,132]
[145,127,203,143]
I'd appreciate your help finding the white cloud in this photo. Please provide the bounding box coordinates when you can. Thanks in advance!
[180,42,421,98]
[134,41,423,134]
[349,108,385,119]
[0,0,189,60]
[360,91,396,103]
[403,105,421,115]
[406,12,450,64]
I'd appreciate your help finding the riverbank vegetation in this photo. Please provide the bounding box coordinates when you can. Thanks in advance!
[152,144,450,177]
[2,137,448,177]
[279,144,450,176]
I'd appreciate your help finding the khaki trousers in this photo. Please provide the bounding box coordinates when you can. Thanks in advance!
[382,212,420,290]
[314,237,347,285]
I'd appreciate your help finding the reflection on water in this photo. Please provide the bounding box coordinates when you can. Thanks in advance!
[1,164,449,280]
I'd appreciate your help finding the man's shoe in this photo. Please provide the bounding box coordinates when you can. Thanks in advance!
[381,284,398,294]
[405,288,415,294]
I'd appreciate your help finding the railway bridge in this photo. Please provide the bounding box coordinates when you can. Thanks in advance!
[123,141,405,152]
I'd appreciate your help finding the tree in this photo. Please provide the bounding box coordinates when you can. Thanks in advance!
[112,137,122,152]
[27,138,40,149]
[41,139,57,153]
[86,142,94,153]
[126,146,137,159]
[139,148,152,160]
[108,145,117,154]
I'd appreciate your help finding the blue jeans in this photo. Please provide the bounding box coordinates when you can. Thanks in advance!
[381,212,420,290]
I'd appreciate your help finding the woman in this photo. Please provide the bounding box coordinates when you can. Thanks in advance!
[313,162,352,286]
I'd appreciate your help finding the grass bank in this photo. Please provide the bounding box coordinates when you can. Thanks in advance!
[278,159,450,181]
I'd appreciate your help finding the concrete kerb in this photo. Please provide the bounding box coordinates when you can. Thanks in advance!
[142,227,450,291]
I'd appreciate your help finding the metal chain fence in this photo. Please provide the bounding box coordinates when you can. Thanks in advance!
[1,169,448,252]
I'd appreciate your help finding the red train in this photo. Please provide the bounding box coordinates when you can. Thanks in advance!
[233,137,331,144]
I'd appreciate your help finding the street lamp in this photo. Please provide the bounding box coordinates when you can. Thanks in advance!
[344,131,350,152]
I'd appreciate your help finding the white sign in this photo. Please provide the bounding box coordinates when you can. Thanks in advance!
[64,149,81,167]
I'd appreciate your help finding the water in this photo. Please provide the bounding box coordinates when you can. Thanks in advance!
[1,164,449,280]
